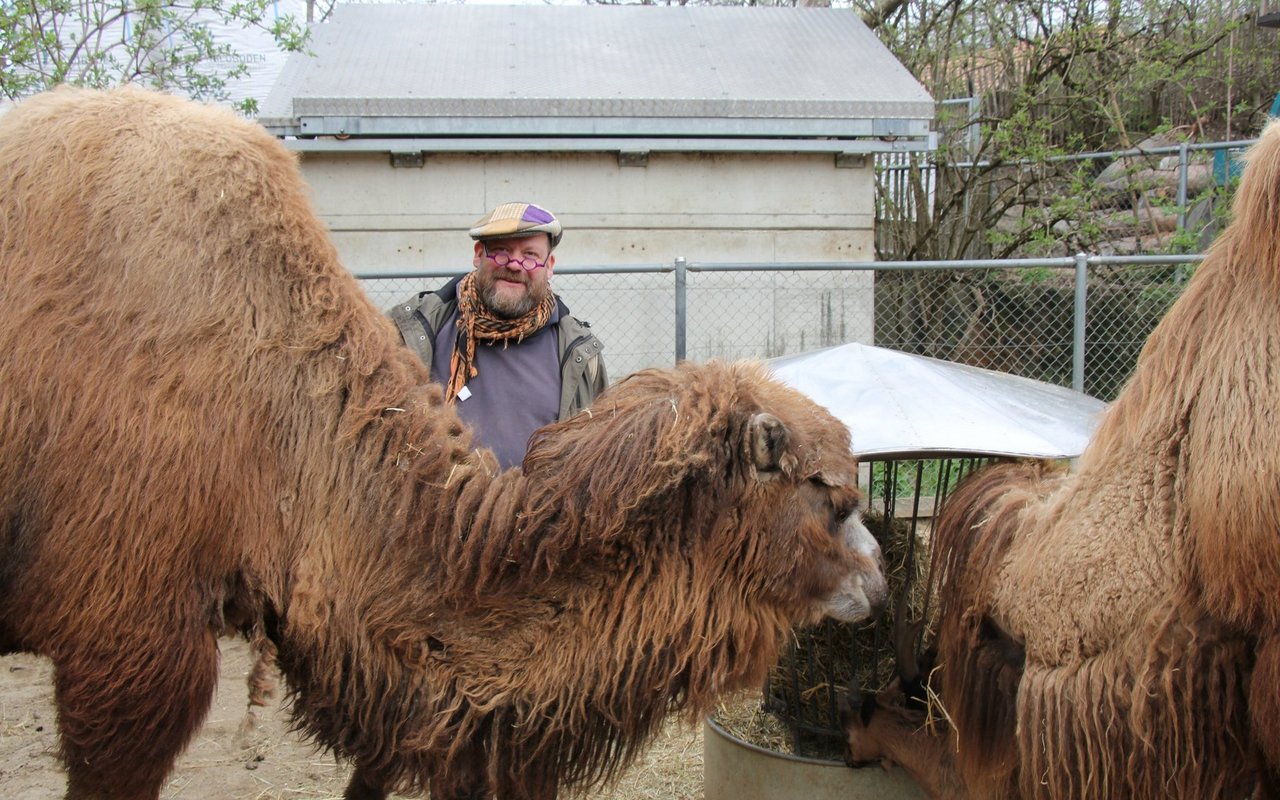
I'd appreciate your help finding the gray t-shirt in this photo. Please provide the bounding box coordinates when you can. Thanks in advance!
[430,309,563,470]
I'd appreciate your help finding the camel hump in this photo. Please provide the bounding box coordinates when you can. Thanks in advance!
[0,86,306,287]
[1216,119,1280,279]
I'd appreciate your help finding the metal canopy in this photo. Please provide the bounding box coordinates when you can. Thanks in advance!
[259,4,935,154]
[769,342,1108,460]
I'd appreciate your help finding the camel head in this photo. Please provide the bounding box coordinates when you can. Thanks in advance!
[521,359,888,627]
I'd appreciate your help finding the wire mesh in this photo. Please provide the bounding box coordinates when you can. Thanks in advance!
[872,266,1077,389]
[761,456,992,761]
[355,257,1191,402]
[684,269,876,363]
[1080,262,1187,399]
[546,272,676,378]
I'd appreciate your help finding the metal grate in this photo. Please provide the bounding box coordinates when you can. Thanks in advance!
[762,456,993,761]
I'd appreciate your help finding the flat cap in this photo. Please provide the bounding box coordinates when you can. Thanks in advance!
[468,202,563,249]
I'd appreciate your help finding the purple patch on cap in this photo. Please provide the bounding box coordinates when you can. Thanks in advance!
[523,205,555,224]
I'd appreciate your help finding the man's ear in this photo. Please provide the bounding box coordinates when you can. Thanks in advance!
[473,241,485,268]
[545,253,555,277]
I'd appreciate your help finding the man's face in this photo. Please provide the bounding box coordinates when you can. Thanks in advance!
[472,234,555,319]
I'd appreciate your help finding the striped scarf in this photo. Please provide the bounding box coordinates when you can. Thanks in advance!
[445,272,555,403]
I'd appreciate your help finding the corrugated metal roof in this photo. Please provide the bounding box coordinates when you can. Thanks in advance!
[259,4,934,153]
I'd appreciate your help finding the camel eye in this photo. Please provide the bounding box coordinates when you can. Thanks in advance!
[840,498,861,522]
[809,477,858,529]
[831,498,860,528]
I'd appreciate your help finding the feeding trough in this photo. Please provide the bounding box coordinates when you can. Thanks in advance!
[704,343,1107,798]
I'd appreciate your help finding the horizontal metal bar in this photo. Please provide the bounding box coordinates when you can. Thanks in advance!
[945,139,1258,170]
[355,270,462,281]
[282,135,935,156]
[354,263,673,280]
[356,254,1205,282]
[1087,254,1204,266]
[685,258,1078,272]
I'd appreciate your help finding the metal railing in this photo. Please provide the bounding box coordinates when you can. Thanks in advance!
[986,139,1254,232]
[876,137,1255,236]
[358,251,1204,401]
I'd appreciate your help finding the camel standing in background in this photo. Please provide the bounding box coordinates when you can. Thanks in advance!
[844,119,1280,799]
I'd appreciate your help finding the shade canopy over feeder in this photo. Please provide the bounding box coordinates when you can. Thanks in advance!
[739,344,1108,760]
[769,341,1107,460]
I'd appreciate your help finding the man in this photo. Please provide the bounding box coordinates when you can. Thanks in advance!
[390,202,607,469]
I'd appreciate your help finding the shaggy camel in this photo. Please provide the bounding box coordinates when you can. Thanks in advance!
[843,120,1280,800]
[0,86,888,800]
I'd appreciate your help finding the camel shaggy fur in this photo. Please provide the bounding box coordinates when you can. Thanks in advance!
[843,119,1280,800]
[0,86,888,800]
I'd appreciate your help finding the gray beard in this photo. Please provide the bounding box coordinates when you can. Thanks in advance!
[480,278,550,319]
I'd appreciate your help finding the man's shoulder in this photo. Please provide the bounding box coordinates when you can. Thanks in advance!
[553,295,598,337]
[390,277,462,332]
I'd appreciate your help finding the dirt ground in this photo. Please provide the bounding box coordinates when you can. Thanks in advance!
[0,638,705,800]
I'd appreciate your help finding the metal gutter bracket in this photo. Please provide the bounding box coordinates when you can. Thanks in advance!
[835,152,867,169]
[390,150,425,168]
[618,150,650,168]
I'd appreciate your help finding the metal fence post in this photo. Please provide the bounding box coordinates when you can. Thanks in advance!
[674,257,687,364]
[1073,252,1089,393]
[1177,141,1190,231]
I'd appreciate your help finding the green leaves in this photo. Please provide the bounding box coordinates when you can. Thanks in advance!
[0,0,307,112]
[863,0,1277,261]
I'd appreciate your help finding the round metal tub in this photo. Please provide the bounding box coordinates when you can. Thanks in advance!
[703,717,925,800]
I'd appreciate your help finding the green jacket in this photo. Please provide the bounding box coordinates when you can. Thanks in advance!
[388,275,608,420]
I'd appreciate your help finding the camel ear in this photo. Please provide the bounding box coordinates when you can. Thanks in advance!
[749,412,790,474]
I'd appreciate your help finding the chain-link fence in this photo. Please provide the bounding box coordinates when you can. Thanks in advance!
[359,252,1200,401]
[874,134,1253,263]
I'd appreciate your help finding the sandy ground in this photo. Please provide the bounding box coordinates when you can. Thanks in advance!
[0,638,704,800]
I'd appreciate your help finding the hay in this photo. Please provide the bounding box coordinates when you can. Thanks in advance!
[715,511,936,760]
[713,693,794,755]
[591,715,706,800]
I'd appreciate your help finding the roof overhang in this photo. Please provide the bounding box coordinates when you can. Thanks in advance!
[260,5,936,156]
[280,133,935,157]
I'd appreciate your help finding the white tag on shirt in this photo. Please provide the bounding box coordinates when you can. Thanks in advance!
[456,385,472,402]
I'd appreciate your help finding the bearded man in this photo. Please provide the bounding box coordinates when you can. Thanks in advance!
[391,202,608,469]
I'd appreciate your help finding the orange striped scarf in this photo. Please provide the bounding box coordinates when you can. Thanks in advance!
[445,272,555,403]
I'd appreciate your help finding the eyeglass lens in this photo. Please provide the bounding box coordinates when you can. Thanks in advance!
[487,250,545,271]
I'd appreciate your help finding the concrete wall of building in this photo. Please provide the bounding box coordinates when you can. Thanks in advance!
[296,149,876,269]
[295,148,878,375]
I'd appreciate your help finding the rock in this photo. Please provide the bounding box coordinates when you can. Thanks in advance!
[1093,133,1213,204]
[1096,231,1178,256]
[1095,132,1183,187]
[1135,195,1179,233]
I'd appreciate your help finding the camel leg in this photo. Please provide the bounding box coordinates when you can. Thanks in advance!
[343,764,494,800]
[1253,636,1280,800]
[428,740,492,800]
[58,626,220,800]
[343,765,389,800]
[344,738,506,800]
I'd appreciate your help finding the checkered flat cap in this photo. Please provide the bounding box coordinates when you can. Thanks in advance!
[469,202,563,248]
